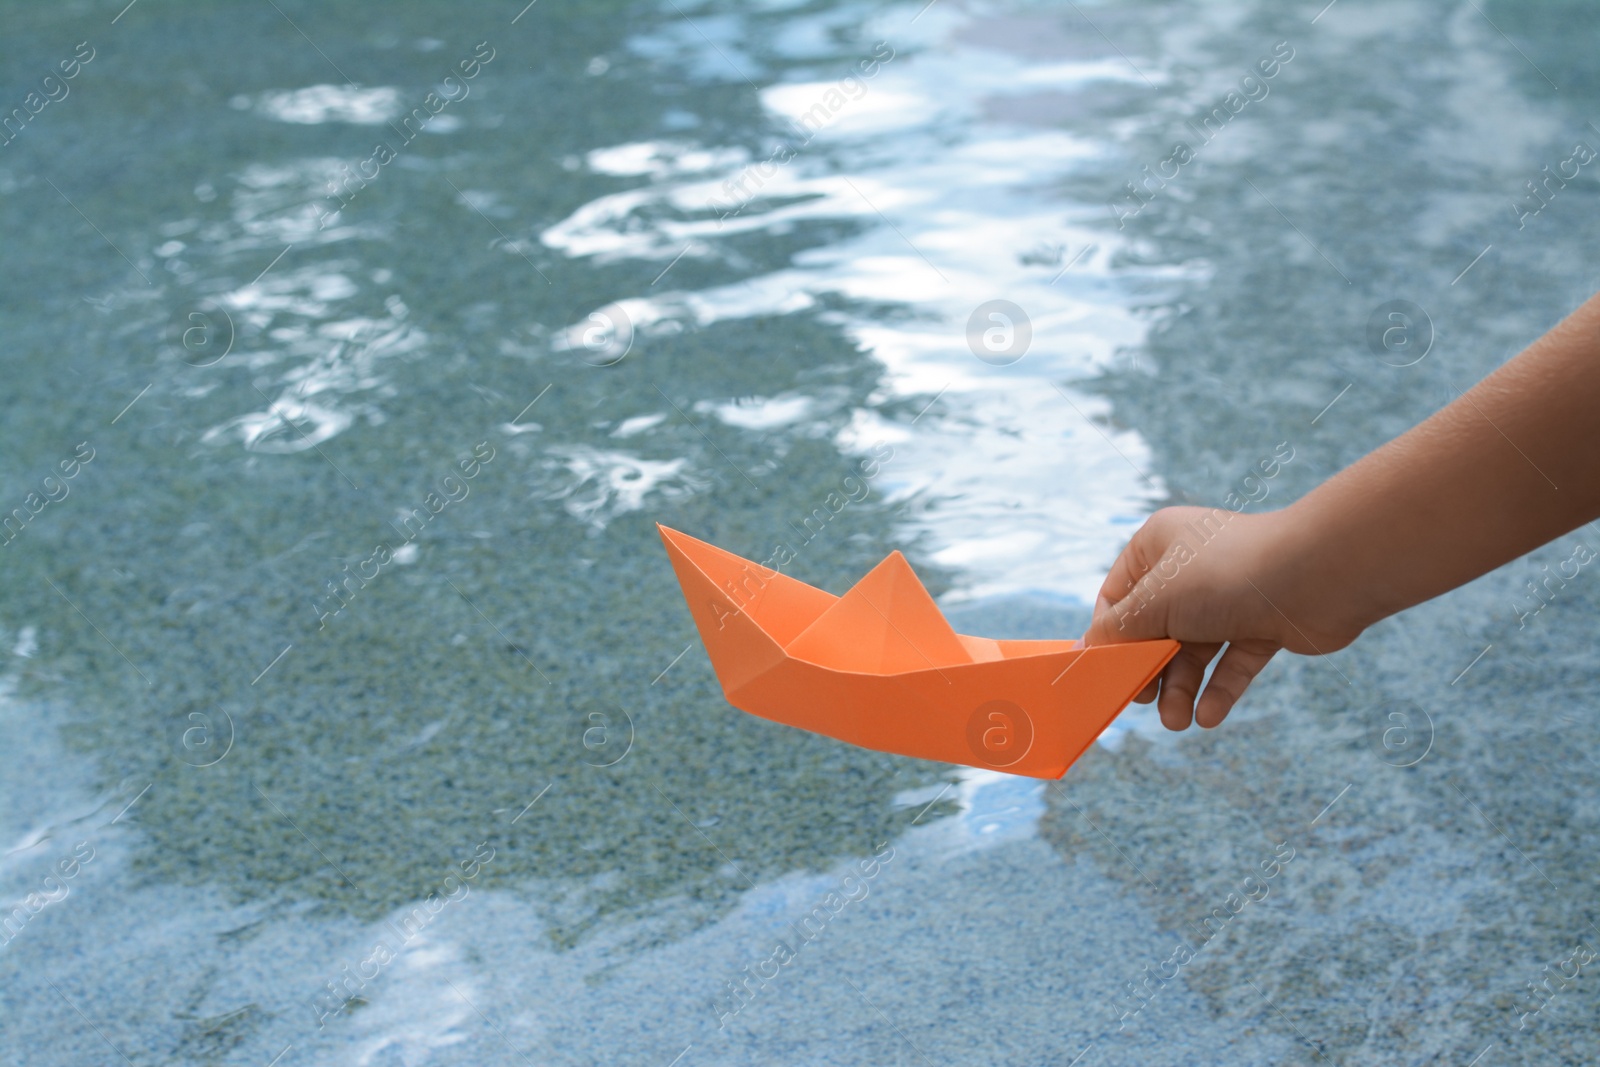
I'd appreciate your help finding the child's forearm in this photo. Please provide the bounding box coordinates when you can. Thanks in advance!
[1278,292,1600,633]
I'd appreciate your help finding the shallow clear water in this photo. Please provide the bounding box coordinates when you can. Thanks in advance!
[3,1,1599,1064]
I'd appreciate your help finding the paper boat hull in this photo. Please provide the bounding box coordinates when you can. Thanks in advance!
[659,525,1179,780]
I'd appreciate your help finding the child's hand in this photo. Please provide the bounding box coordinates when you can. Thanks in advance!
[1082,289,1600,734]
[1081,505,1364,731]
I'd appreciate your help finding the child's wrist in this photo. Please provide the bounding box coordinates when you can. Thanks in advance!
[1263,498,1377,646]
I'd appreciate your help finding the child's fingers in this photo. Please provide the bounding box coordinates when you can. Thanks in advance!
[1155,641,1222,730]
[1093,547,1144,617]
[1084,570,1164,645]
[1089,523,1161,632]
[1132,676,1159,704]
[1194,640,1279,728]
[1083,598,1130,647]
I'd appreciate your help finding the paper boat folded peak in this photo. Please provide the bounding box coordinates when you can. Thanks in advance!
[658,525,1179,779]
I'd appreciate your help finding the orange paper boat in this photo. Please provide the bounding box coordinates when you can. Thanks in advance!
[658,525,1180,779]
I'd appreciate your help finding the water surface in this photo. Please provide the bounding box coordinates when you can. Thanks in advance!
[3,1,1599,1064]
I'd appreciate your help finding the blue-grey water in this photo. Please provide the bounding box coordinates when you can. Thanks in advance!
[3,1,1598,1064]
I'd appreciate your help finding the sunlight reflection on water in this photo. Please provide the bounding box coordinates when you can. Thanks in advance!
[535,3,1195,601]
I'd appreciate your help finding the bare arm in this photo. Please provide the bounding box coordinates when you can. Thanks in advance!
[1083,290,1600,730]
